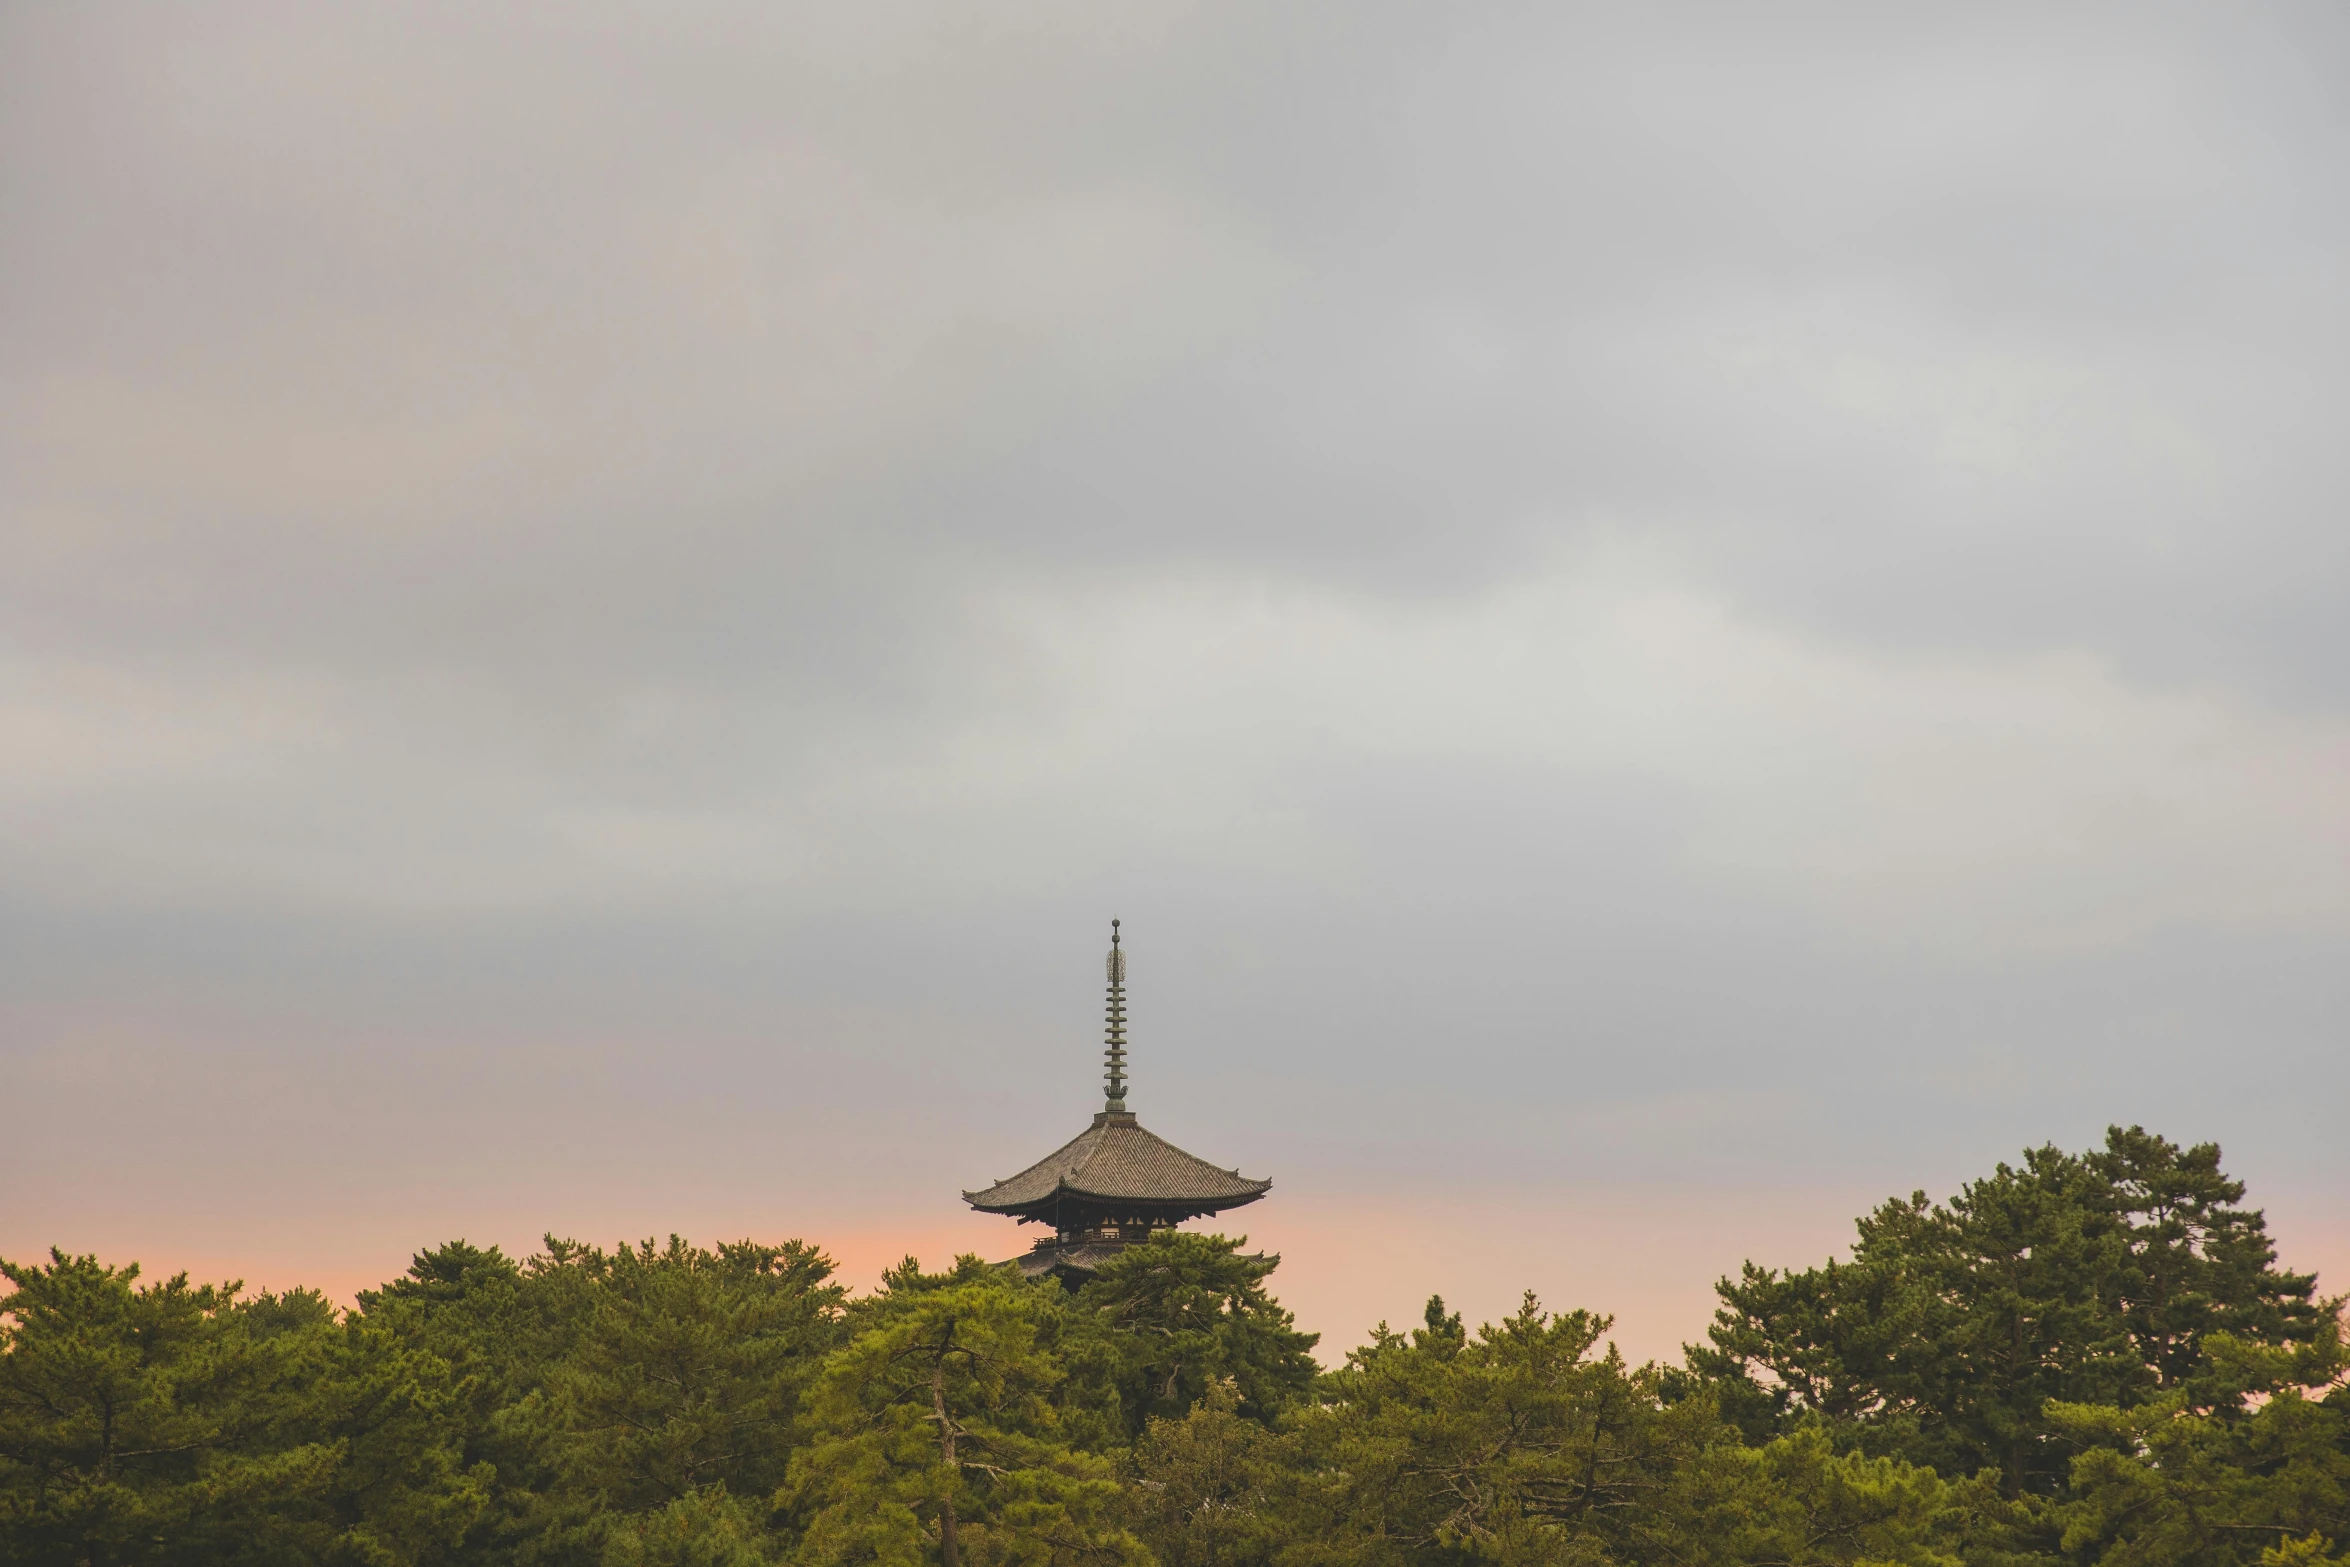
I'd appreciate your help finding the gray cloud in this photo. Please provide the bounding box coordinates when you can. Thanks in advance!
[3,2,2346,1300]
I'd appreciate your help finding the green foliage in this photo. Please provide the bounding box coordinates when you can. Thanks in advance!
[2047,1329,2350,1567]
[1667,1422,1960,1567]
[1124,1377,1291,1567]
[358,1239,568,1562]
[1072,1232,1321,1437]
[352,1234,843,1565]
[3,1126,2337,1567]
[1685,1127,2327,1496]
[784,1265,1146,1567]
[1279,1292,1723,1565]
[599,1489,782,1567]
[1122,1294,1957,1567]
[0,1248,483,1565]
[522,1237,842,1514]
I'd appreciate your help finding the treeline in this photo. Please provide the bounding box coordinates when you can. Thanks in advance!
[2,1126,2344,1567]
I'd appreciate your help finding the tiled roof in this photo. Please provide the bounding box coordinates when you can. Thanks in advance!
[1007,1236,1130,1280]
[1004,1233,1277,1282]
[964,1112,1270,1213]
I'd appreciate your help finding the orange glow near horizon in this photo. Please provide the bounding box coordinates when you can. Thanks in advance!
[16,1188,2344,1372]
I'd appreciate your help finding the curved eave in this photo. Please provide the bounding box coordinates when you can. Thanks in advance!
[962,1111,1270,1215]
[962,1178,1271,1223]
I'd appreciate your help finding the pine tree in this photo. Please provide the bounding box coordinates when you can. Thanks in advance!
[782,1262,1145,1567]
[1071,1232,1320,1437]
[1686,1128,2327,1497]
[0,1248,482,1565]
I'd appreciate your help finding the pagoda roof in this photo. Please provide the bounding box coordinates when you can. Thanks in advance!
[964,1111,1270,1216]
[1007,1235,1130,1281]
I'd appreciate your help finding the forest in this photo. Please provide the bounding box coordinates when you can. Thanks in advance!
[2,1125,2343,1567]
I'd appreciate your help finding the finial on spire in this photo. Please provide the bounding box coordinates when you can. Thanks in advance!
[1102,919,1129,1114]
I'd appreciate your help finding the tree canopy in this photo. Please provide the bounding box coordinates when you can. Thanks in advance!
[2,1126,2340,1567]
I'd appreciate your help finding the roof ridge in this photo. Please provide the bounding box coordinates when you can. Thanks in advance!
[964,1109,1269,1213]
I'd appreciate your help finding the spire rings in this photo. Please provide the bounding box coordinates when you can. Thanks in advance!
[1102,917,1129,1113]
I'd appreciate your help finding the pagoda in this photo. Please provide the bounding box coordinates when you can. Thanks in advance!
[964,920,1270,1283]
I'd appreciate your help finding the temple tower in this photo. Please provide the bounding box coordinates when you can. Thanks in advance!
[963,920,1270,1283]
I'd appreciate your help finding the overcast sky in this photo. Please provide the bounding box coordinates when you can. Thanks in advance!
[4,1,2346,1358]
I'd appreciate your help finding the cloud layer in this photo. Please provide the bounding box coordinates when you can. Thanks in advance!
[4,1,2346,1342]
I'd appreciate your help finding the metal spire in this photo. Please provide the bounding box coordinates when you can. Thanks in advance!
[1102,919,1129,1114]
